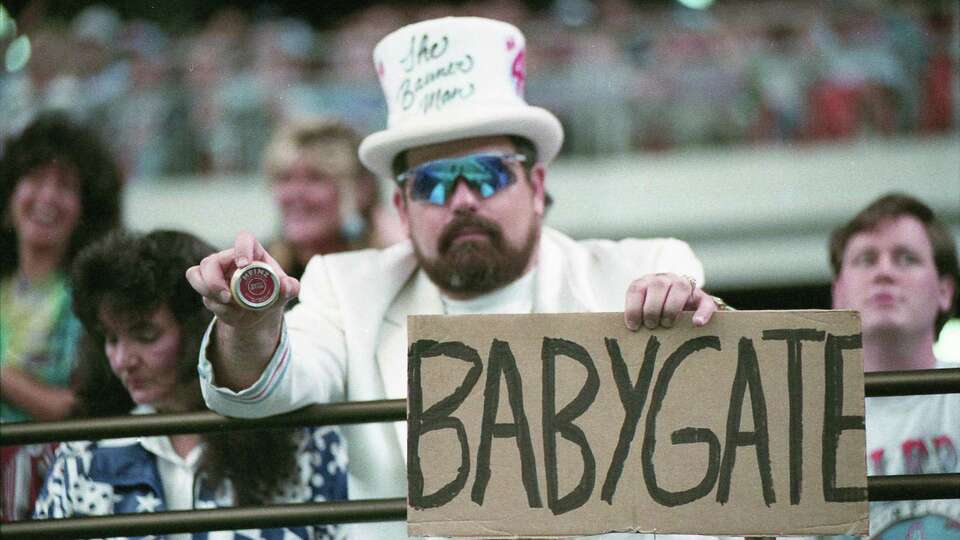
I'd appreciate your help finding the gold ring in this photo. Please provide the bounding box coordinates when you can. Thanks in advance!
[712,295,734,311]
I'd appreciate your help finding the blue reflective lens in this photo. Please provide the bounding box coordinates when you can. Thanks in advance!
[397,153,526,206]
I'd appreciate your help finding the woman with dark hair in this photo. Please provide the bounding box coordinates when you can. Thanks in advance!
[0,111,123,520]
[34,230,347,539]
[0,110,123,421]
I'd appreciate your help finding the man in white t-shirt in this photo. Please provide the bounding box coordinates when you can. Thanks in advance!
[827,193,959,539]
[186,16,723,539]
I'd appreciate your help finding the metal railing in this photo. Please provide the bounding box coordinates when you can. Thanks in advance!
[1,499,407,540]
[2,368,958,539]
[1,399,406,445]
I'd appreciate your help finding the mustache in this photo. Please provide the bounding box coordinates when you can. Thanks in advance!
[439,212,503,253]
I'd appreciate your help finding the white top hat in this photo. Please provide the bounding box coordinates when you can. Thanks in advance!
[358,17,564,180]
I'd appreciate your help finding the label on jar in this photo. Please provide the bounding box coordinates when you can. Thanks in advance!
[231,262,280,310]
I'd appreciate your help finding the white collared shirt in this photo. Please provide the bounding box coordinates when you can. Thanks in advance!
[131,405,204,540]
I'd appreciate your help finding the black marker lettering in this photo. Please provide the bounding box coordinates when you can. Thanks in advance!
[762,329,825,505]
[400,33,449,72]
[407,339,483,509]
[542,337,598,515]
[823,333,867,502]
[717,338,775,506]
[601,336,658,504]
[472,339,542,507]
[642,336,722,507]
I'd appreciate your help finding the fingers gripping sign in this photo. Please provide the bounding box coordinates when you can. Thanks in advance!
[185,232,300,329]
[624,272,718,331]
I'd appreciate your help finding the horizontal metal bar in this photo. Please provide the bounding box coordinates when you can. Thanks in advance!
[0,498,406,540]
[864,368,960,397]
[0,399,406,446]
[3,475,957,539]
[867,473,960,501]
[2,369,957,446]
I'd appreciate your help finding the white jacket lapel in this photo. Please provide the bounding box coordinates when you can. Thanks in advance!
[535,227,596,313]
[379,270,445,458]
[324,241,418,403]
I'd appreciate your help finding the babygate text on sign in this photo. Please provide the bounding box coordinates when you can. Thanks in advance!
[406,311,869,538]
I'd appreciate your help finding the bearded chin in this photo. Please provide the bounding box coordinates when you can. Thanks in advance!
[417,221,539,296]
[444,242,505,291]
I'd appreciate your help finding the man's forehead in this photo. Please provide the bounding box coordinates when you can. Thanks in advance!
[844,215,933,254]
[406,135,516,167]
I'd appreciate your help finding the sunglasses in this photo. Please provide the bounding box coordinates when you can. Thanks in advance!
[396,152,527,206]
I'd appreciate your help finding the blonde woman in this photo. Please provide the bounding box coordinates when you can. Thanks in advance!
[264,118,401,284]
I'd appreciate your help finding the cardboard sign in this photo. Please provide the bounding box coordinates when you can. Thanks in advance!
[407,311,869,538]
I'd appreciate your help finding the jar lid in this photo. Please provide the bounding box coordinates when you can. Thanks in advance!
[230,261,280,310]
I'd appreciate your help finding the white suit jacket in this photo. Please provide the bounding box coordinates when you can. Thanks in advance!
[200,227,704,538]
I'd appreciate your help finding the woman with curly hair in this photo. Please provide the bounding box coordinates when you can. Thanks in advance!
[34,230,347,539]
[0,111,123,520]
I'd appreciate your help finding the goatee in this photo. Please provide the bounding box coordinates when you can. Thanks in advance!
[415,210,538,296]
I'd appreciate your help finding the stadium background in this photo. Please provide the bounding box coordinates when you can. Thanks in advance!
[2,0,958,356]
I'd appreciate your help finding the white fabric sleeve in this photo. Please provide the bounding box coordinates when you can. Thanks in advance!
[198,258,348,418]
[644,237,706,287]
[199,318,297,418]
[609,236,706,287]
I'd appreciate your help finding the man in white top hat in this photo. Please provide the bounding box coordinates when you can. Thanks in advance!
[187,16,724,539]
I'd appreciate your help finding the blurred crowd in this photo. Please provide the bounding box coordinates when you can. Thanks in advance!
[1,0,957,181]
[1,3,958,533]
